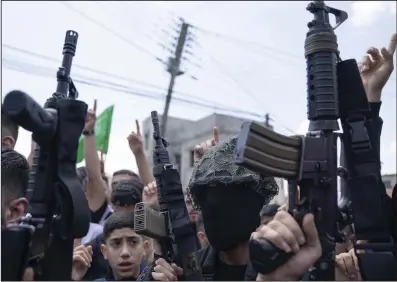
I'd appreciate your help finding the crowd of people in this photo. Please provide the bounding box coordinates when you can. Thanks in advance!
[1,33,396,281]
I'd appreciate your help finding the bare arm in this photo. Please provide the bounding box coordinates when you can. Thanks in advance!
[83,100,108,212]
[84,134,108,211]
[134,150,155,185]
[128,119,154,186]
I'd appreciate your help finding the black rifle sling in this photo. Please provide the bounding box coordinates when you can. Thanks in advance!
[338,59,395,281]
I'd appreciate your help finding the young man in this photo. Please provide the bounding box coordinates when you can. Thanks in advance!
[1,107,19,149]
[81,179,145,280]
[144,137,279,281]
[72,212,148,281]
[1,147,29,224]
[111,170,141,192]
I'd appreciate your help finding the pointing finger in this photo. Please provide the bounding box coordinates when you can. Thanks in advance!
[213,127,220,143]
[387,33,397,56]
[93,99,97,112]
[135,119,141,135]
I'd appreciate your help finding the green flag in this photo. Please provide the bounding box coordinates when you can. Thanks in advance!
[76,105,114,163]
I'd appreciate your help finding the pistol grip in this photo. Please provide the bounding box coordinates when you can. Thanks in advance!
[249,238,293,275]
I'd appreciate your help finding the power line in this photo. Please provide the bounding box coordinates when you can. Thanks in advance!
[2,43,244,109]
[198,45,297,135]
[192,25,302,61]
[58,1,162,63]
[2,57,266,120]
[94,1,159,44]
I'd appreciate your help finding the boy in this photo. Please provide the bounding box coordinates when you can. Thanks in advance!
[72,212,148,281]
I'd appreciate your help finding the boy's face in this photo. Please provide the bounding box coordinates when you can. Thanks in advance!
[101,228,147,280]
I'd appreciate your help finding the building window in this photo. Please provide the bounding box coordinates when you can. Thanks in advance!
[144,132,149,150]
[190,150,195,167]
[175,153,181,172]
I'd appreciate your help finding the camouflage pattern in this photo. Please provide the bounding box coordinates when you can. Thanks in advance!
[187,136,279,210]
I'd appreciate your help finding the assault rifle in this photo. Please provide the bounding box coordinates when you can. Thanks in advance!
[2,30,90,280]
[233,1,394,280]
[134,111,202,281]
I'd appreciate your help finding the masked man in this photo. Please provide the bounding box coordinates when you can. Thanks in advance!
[141,137,279,281]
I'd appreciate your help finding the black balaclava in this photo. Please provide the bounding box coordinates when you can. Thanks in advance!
[198,184,266,251]
[187,137,279,251]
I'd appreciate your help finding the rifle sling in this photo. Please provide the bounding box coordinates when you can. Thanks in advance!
[341,116,395,280]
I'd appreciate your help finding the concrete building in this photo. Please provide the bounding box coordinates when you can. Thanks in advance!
[382,173,396,197]
[142,113,285,203]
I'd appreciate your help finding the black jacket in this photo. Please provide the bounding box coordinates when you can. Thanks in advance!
[83,233,107,280]
[137,245,257,281]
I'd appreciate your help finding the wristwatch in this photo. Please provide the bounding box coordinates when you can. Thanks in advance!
[82,129,95,136]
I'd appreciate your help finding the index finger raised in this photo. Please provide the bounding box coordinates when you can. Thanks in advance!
[93,99,97,112]
[213,127,220,143]
[135,119,141,135]
[387,33,397,56]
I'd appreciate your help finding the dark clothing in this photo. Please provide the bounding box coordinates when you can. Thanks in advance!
[197,245,255,281]
[190,222,201,250]
[95,262,146,281]
[85,233,146,281]
[91,201,113,224]
[83,233,107,280]
[138,245,257,281]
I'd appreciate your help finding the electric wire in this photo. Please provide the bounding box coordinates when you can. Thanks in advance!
[2,57,268,120]
[58,1,162,63]
[2,44,252,109]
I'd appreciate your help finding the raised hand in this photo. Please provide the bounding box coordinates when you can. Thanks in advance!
[359,33,397,101]
[143,181,159,210]
[71,241,93,281]
[194,127,220,162]
[84,99,97,131]
[127,119,144,154]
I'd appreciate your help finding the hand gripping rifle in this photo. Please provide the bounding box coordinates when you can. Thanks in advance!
[134,111,202,281]
[233,1,395,280]
[1,30,90,280]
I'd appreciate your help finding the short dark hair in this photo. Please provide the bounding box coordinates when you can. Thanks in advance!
[1,148,29,203]
[112,169,139,180]
[103,212,136,241]
[196,214,205,232]
[111,180,143,206]
[1,106,19,142]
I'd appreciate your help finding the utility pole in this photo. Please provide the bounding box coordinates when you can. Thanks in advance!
[161,21,190,136]
[265,113,274,130]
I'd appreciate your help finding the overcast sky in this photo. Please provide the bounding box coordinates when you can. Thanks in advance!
[2,1,396,175]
